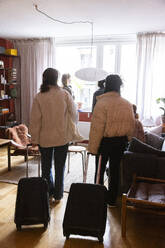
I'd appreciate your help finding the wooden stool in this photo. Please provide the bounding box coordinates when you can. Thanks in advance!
[67,145,87,182]
[83,152,93,184]
[121,175,165,237]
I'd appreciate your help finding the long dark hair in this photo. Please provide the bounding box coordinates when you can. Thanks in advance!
[40,68,58,93]
[98,79,105,89]
[104,74,123,94]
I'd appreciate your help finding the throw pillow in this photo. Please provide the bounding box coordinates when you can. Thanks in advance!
[16,124,30,147]
[145,132,164,150]
[128,137,165,157]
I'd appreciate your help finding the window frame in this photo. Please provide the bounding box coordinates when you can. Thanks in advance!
[55,35,137,110]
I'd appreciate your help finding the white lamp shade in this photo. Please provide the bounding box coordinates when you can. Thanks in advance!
[75,67,108,82]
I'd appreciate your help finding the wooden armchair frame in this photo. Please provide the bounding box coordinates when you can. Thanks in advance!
[121,175,165,237]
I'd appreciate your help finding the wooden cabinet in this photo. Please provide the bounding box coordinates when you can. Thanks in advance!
[0,41,21,138]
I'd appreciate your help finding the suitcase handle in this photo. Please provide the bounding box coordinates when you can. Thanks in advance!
[85,153,102,185]
[96,155,102,184]
[26,145,41,178]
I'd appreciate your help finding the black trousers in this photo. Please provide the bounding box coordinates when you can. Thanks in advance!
[98,136,128,204]
[39,144,68,200]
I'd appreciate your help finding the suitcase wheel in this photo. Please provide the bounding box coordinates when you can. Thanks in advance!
[98,236,103,243]
[66,235,70,240]
[64,232,70,240]
[16,224,21,231]
[44,222,48,230]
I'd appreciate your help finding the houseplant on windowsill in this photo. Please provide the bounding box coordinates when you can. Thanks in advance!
[156,97,165,124]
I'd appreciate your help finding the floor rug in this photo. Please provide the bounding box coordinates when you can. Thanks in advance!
[0,153,107,193]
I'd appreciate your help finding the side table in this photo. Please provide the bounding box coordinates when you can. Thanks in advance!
[0,138,11,171]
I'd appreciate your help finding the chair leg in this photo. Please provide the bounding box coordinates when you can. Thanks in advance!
[83,151,86,181]
[24,154,27,162]
[38,155,41,177]
[67,152,70,173]
[7,145,11,171]
[84,153,89,183]
[121,193,127,238]
[80,152,85,182]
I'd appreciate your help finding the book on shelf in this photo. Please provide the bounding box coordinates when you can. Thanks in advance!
[0,107,9,114]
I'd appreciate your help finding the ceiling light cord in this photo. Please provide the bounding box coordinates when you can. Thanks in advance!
[34,4,94,55]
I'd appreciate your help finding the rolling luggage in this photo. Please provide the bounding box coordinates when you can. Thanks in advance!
[14,145,50,231]
[63,154,107,242]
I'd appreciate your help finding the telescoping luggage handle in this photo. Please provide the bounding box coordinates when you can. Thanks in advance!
[96,155,102,184]
[26,144,41,178]
[84,152,102,184]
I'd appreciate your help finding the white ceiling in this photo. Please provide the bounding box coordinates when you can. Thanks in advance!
[0,0,165,39]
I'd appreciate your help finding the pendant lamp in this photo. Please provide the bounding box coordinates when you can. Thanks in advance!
[74,22,108,82]
[75,67,108,82]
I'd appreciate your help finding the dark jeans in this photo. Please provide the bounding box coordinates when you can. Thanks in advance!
[98,136,128,204]
[39,144,68,200]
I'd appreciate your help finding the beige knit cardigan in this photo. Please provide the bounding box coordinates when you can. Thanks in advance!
[29,86,77,147]
[88,92,135,154]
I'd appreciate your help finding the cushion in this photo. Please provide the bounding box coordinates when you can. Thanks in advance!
[15,124,29,146]
[145,132,164,150]
[7,124,30,147]
[128,137,165,157]
[128,182,165,208]
[7,124,39,152]
[149,125,162,135]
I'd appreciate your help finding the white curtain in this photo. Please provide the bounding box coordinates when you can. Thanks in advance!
[12,38,56,126]
[136,33,165,124]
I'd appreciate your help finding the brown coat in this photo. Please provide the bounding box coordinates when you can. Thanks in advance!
[88,92,135,154]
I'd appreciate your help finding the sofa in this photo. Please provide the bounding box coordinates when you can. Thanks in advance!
[121,132,165,193]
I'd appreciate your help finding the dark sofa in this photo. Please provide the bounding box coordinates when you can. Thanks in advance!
[121,132,165,193]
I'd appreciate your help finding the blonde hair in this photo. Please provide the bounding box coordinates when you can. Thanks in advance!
[61,73,71,87]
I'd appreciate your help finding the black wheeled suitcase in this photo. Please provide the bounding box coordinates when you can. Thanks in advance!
[63,154,107,242]
[14,145,50,231]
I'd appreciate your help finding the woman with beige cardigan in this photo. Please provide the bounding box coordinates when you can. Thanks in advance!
[29,68,77,204]
[88,75,135,207]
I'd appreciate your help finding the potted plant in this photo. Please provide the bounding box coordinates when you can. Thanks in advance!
[156,97,165,124]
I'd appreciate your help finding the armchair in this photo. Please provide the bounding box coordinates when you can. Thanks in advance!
[6,124,39,171]
[121,132,165,193]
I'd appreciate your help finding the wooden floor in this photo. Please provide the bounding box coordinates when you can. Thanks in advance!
[0,145,165,248]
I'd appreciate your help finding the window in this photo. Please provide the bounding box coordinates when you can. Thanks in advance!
[103,45,116,73]
[55,39,137,111]
[56,45,97,110]
[120,44,137,104]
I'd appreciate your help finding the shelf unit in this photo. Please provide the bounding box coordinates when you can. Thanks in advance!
[0,53,21,137]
